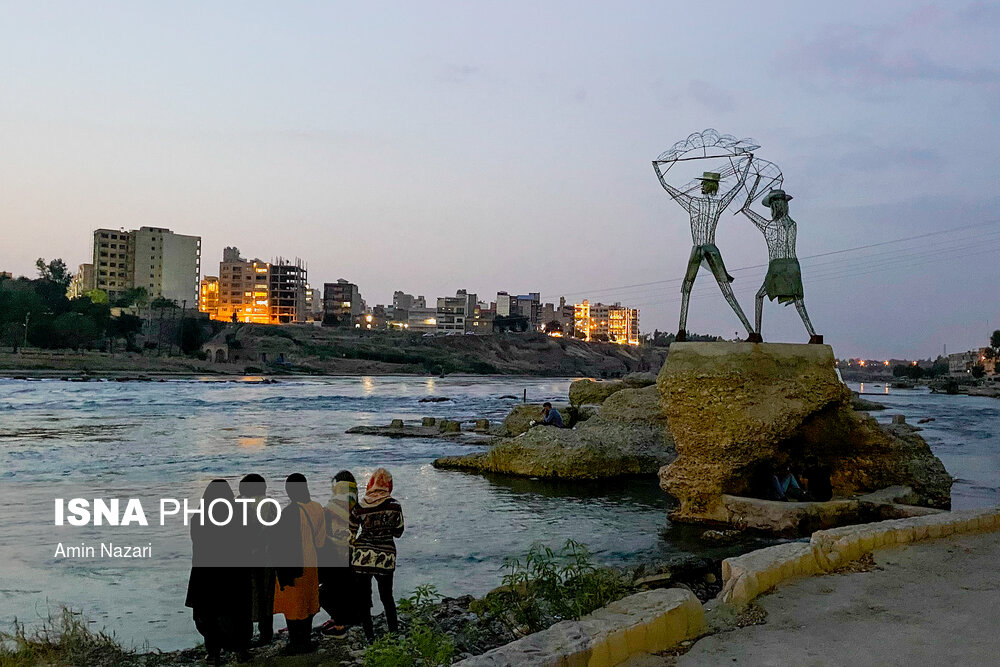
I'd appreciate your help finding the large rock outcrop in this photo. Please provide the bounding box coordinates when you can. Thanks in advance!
[657,342,952,525]
[433,385,675,479]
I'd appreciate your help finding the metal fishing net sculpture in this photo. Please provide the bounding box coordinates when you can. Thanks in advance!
[653,129,762,342]
[739,158,823,344]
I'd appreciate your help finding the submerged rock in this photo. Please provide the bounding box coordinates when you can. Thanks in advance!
[657,342,952,527]
[433,385,674,479]
[851,391,887,411]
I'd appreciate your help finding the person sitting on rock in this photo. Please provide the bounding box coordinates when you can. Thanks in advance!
[772,466,809,501]
[531,402,565,428]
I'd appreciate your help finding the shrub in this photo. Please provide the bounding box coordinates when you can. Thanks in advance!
[0,607,146,666]
[364,585,455,667]
[473,539,629,636]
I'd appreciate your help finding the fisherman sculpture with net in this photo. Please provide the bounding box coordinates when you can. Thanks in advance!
[739,161,823,344]
[653,129,762,342]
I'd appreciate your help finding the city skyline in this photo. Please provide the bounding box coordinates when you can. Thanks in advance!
[2,2,998,359]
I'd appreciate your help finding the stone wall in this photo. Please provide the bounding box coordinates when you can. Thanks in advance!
[455,588,704,667]
[718,505,1000,606]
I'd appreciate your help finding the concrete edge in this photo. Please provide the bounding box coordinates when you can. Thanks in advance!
[718,505,1000,607]
[454,588,705,667]
[457,506,1000,666]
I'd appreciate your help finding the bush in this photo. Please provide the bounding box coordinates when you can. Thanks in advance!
[473,539,629,637]
[364,585,455,667]
[0,607,144,666]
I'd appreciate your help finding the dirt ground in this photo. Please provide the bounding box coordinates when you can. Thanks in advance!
[651,530,1000,666]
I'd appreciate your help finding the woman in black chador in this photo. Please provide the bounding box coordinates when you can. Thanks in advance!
[185,479,252,665]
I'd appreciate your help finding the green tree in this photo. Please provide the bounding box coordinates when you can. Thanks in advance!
[35,258,72,289]
[114,287,149,308]
[84,289,109,305]
[983,330,1000,372]
[971,364,986,379]
[150,296,178,309]
[179,318,209,354]
[109,314,143,351]
[3,322,25,353]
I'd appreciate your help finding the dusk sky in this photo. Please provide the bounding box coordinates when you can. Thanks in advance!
[2,1,998,359]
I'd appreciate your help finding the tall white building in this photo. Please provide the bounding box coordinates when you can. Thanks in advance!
[131,226,201,306]
[91,226,201,305]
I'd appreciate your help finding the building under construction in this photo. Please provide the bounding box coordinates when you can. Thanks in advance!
[200,248,308,324]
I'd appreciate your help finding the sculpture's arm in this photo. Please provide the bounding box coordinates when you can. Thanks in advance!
[719,158,752,209]
[739,173,770,232]
[653,161,694,213]
[739,204,770,232]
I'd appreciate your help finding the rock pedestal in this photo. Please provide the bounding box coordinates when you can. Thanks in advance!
[658,342,951,526]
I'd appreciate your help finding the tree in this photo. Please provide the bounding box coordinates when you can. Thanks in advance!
[150,296,178,309]
[543,320,563,334]
[114,287,149,308]
[84,289,109,305]
[971,364,986,379]
[35,258,72,289]
[179,318,209,354]
[3,322,25,353]
[984,330,1000,371]
[109,314,143,351]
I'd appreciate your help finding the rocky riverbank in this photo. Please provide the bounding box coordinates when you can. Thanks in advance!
[0,328,668,378]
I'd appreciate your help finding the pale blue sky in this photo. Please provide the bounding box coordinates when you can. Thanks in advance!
[1,1,998,358]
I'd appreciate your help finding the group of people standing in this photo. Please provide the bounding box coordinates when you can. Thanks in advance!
[184,468,405,664]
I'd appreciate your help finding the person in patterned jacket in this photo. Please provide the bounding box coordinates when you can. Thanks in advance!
[350,468,404,640]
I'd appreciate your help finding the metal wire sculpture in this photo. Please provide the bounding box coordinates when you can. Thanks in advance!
[653,129,760,342]
[740,168,823,344]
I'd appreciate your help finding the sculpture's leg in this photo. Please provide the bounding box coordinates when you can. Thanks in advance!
[705,250,759,341]
[794,298,822,343]
[677,246,702,342]
[677,278,694,342]
[718,280,760,341]
[755,282,767,339]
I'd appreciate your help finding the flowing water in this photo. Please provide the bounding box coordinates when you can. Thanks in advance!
[0,376,995,650]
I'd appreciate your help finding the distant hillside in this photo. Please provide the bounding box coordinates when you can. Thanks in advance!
[205,325,669,377]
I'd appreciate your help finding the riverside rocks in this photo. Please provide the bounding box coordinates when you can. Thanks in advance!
[433,385,675,479]
[657,343,952,527]
[568,372,657,405]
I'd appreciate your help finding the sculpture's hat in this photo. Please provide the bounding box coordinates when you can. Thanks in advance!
[695,171,721,182]
[762,189,792,206]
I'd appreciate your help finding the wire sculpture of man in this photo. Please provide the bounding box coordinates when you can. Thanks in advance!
[739,185,823,344]
[653,159,761,342]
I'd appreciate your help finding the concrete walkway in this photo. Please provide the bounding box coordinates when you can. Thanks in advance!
[672,530,1000,666]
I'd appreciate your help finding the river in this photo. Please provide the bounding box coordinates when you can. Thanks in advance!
[0,376,995,650]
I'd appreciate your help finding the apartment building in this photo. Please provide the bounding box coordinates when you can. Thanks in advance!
[67,263,95,299]
[573,300,640,345]
[210,247,271,323]
[92,229,134,299]
[436,289,477,332]
[323,279,364,322]
[91,227,201,304]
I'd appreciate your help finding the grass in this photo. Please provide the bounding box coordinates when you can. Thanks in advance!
[0,607,160,667]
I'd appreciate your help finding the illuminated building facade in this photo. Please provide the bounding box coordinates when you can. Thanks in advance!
[199,276,220,315]
[573,300,640,345]
[205,253,308,324]
[67,263,95,299]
